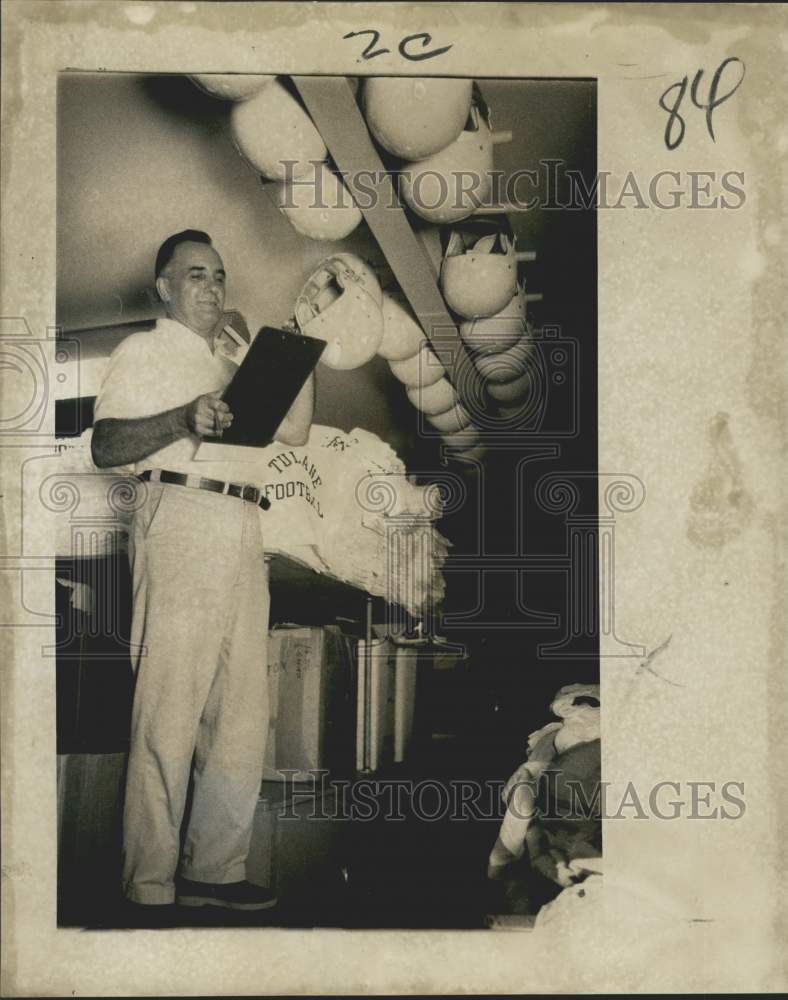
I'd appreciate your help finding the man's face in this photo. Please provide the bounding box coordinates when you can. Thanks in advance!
[157,241,226,336]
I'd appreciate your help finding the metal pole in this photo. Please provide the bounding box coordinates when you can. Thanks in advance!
[363,596,373,773]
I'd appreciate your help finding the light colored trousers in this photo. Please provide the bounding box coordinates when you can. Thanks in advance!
[122,482,269,904]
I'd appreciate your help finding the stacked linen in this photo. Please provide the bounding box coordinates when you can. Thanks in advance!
[44,424,448,616]
[314,426,449,614]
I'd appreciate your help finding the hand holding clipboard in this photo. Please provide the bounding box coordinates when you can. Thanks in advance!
[184,391,234,438]
[195,325,326,456]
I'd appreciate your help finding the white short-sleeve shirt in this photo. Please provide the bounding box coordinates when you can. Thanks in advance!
[93,317,233,476]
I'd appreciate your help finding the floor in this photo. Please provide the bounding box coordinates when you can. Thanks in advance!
[58,738,560,932]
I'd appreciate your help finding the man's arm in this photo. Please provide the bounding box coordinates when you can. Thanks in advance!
[91,393,232,469]
[273,372,315,447]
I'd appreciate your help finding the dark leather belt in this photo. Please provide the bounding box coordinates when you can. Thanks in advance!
[138,469,271,510]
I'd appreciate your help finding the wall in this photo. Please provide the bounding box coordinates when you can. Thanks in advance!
[57,73,596,455]
[56,73,409,448]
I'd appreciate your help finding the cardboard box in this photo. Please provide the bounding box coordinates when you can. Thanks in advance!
[263,626,356,782]
[355,638,397,773]
[246,780,345,899]
[393,646,419,763]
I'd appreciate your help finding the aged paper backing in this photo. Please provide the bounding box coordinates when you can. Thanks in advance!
[1,2,786,994]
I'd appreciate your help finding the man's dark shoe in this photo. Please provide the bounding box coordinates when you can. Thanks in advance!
[176,878,278,911]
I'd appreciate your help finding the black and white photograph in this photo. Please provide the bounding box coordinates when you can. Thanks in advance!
[53,68,599,932]
[1,3,784,996]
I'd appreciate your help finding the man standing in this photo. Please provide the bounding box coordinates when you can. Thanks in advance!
[92,230,314,913]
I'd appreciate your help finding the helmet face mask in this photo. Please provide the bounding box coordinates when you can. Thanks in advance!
[441,230,518,320]
[295,255,383,370]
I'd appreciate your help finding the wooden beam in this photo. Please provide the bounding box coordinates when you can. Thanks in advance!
[292,76,484,410]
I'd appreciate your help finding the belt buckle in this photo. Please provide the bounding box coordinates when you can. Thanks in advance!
[241,484,257,503]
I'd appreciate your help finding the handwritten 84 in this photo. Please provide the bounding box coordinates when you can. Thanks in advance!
[659,57,745,151]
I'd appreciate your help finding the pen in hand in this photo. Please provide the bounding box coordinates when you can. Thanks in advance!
[212,396,233,437]
[185,392,233,438]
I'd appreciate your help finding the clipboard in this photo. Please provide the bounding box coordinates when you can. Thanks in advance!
[198,325,326,453]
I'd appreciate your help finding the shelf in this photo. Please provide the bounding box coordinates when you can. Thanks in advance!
[267,552,404,630]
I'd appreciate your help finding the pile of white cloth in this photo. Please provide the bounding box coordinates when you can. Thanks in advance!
[41,425,448,616]
[487,683,601,884]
